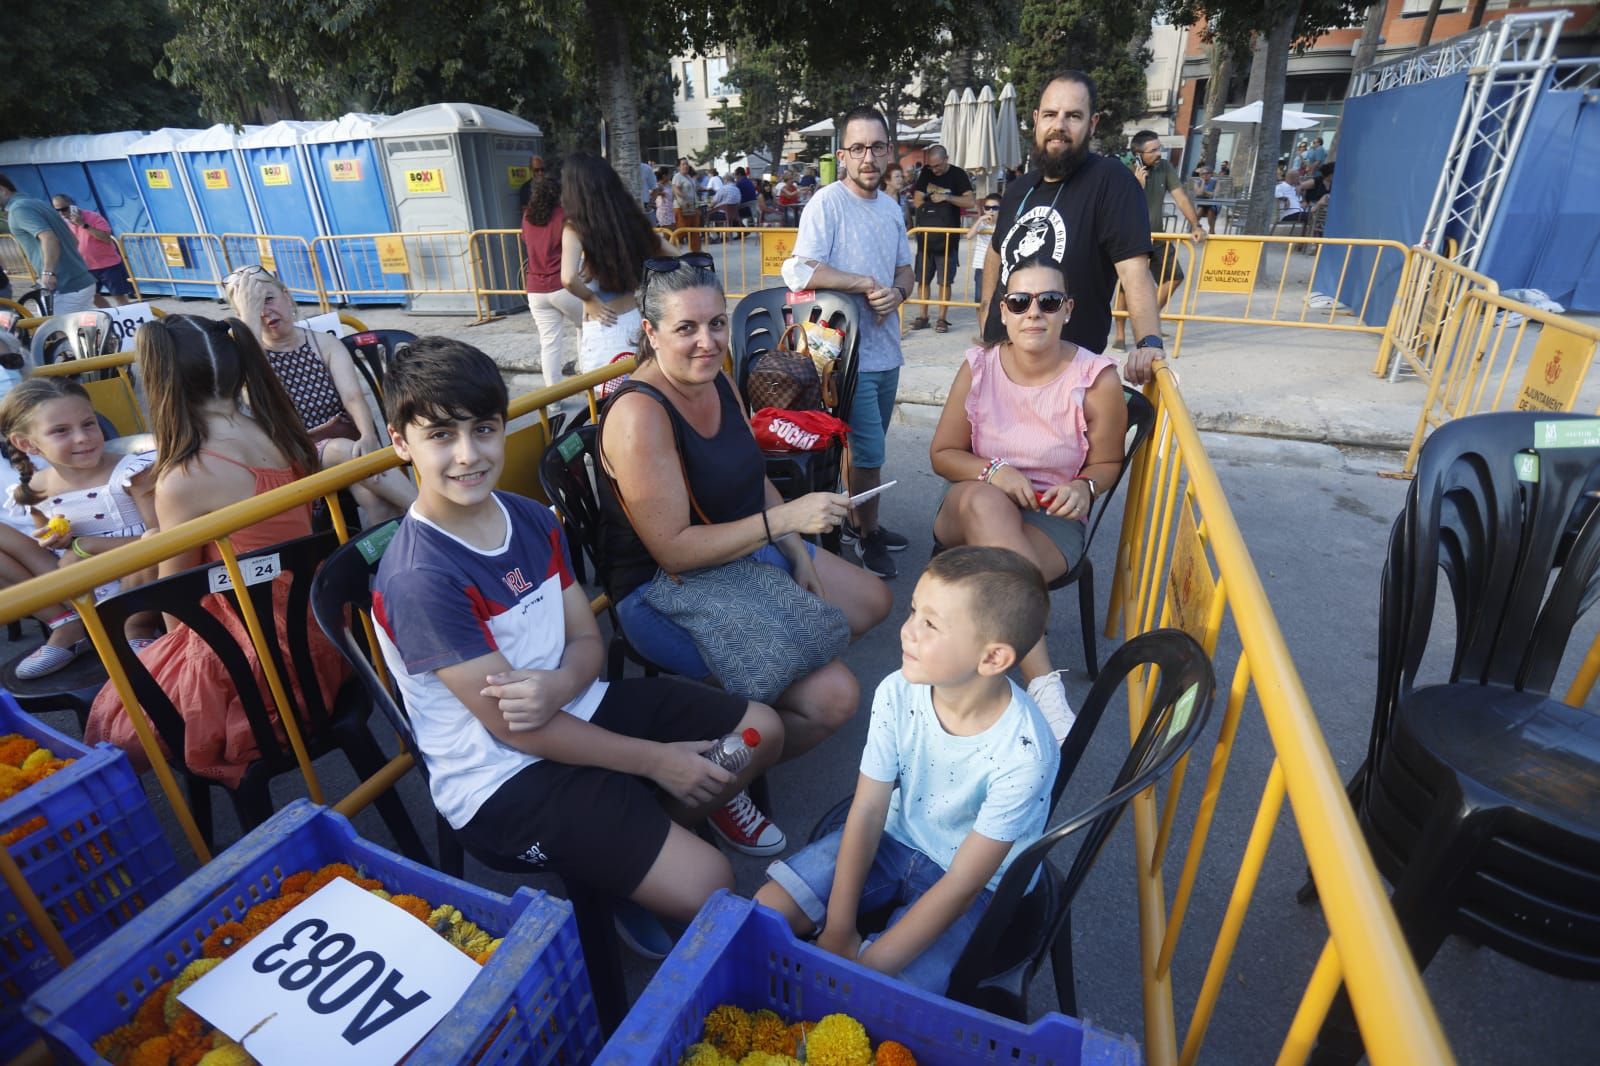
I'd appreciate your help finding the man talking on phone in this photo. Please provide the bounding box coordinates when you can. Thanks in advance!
[1112,131,1203,350]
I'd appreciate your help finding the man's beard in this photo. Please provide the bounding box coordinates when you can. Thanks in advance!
[1031,137,1089,182]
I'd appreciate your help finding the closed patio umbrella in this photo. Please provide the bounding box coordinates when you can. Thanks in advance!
[964,85,999,196]
[995,83,1022,173]
[941,89,964,166]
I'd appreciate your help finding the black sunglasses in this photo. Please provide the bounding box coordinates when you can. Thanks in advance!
[644,252,716,275]
[1001,290,1067,314]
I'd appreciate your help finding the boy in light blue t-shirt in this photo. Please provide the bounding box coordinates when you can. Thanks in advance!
[756,546,1059,992]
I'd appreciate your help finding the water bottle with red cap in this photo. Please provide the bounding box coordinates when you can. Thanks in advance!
[701,728,762,773]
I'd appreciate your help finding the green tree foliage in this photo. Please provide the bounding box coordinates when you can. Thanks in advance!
[1007,0,1153,147]
[0,0,199,139]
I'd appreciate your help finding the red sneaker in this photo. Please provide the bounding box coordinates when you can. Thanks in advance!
[710,790,787,856]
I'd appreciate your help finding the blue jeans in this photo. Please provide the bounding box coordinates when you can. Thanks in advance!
[766,828,993,994]
[848,368,900,470]
[615,540,818,678]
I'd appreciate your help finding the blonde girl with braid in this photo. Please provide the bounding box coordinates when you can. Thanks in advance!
[2,378,160,678]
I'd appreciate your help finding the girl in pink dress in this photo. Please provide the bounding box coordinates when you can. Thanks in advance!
[929,255,1128,739]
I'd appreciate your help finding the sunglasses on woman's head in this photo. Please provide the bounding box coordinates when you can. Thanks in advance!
[1001,290,1067,314]
[644,252,716,275]
[222,264,278,288]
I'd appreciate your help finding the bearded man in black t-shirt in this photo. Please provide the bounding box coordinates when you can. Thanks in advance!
[978,70,1167,384]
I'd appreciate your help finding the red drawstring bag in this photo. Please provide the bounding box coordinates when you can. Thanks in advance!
[751,407,850,452]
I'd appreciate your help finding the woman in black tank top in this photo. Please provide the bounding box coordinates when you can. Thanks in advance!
[597,259,892,854]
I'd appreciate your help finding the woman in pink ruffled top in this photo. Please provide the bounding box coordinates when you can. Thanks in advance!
[929,254,1127,739]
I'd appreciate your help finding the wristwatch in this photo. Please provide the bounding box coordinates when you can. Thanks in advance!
[894,285,908,303]
[1136,335,1164,351]
[1074,476,1098,499]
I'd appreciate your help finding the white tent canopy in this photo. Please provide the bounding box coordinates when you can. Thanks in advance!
[1207,101,1336,131]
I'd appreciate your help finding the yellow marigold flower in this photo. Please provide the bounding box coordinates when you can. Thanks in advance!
[749,1009,788,1054]
[874,1040,917,1066]
[681,1041,734,1066]
[196,1043,257,1065]
[128,1034,174,1066]
[740,1052,802,1066]
[165,959,223,1026]
[21,747,54,771]
[803,1014,872,1066]
[702,1004,753,1060]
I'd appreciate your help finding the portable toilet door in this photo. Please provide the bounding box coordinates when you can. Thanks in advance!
[77,132,152,237]
[374,103,543,314]
[303,113,405,307]
[0,140,50,200]
[127,128,217,297]
[177,124,265,271]
[32,136,102,217]
[238,121,332,309]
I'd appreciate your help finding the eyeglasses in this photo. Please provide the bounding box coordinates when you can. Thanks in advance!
[222,264,278,288]
[644,252,715,275]
[55,207,71,215]
[1001,290,1067,314]
[843,142,892,159]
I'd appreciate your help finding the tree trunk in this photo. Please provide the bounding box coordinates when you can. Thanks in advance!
[1418,0,1445,48]
[1468,0,1489,29]
[1332,0,1388,157]
[1232,34,1268,206]
[1246,3,1298,234]
[1200,42,1233,170]
[588,0,640,191]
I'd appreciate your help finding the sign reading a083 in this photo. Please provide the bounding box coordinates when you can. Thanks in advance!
[251,917,430,1046]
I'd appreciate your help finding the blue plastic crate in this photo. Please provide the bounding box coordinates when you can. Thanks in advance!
[600,891,1141,1066]
[0,692,181,1061]
[25,799,602,1064]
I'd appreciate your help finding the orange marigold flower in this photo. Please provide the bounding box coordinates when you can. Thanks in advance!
[303,863,360,895]
[387,893,433,924]
[702,1004,753,1060]
[0,736,37,767]
[783,1021,815,1058]
[0,815,46,846]
[240,892,305,937]
[201,922,248,959]
[749,1010,789,1054]
[128,1034,175,1066]
[875,1040,916,1066]
[133,983,174,1038]
[278,870,314,896]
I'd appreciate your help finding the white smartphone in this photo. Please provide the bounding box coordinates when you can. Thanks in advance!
[848,480,898,507]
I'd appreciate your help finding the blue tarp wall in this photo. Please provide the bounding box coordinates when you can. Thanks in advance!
[1317,72,1471,325]
[1475,79,1600,311]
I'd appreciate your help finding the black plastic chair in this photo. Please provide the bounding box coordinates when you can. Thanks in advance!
[1311,411,1600,1062]
[309,523,628,1033]
[339,328,416,408]
[729,287,861,506]
[92,529,427,861]
[932,387,1156,679]
[810,628,1215,1020]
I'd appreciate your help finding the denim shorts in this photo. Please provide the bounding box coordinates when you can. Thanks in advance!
[766,828,993,994]
[615,539,818,679]
[848,368,900,469]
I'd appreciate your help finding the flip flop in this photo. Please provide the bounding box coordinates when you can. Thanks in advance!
[934,320,950,334]
[15,639,92,680]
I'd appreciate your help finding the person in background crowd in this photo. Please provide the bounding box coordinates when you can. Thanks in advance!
[1274,167,1307,225]
[561,153,676,377]
[1111,130,1204,351]
[883,163,911,229]
[672,158,703,253]
[0,173,97,315]
[734,167,762,225]
[225,266,416,522]
[516,155,548,211]
[799,165,819,189]
[521,174,585,402]
[51,195,133,307]
[1300,161,1334,211]
[706,168,725,197]
[909,145,976,336]
[651,167,677,228]
[977,70,1164,386]
[709,179,743,236]
[775,171,803,226]
[1306,137,1328,169]
[639,159,657,207]
[965,195,1002,307]
[783,106,915,579]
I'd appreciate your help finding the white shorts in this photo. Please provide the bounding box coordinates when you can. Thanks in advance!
[49,284,99,316]
[579,309,641,374]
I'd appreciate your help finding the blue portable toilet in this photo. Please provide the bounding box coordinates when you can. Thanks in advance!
[0,140,49,201]
[127,128,217,297]
[176,124,265,244]
[32,136,102,216]
[303,113,405,306]
[237,121,333,303]
[79,132,154,236]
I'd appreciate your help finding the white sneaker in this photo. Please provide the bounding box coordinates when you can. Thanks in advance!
[1026,671,1077,743]
[710,790,787,856]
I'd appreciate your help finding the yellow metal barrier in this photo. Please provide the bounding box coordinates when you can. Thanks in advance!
[904,226,983,312]
[1106,365,1453,1064]
[468,227,529,322]
[221,232,330,311]
[311,230,478,313]
[667,226,796,299]
[1372,245,1498,381]
[116,232,229,301]
[1,234,36,283]
[1397,288,1600,475]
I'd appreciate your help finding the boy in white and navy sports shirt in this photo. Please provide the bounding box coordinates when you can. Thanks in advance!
[371,337,782,946]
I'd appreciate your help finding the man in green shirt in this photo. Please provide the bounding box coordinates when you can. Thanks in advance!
[0,172,98,314]
[1112,131,1204,350]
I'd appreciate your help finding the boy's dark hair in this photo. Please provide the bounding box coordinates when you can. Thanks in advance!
[0,173,15,194]
[383,336,508,432]
[926,546,1048,655]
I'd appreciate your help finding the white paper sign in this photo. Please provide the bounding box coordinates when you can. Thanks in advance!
[179,876,481,1064]
[296,312,353,339]
[206,551,281,594]
[101,302,158,351]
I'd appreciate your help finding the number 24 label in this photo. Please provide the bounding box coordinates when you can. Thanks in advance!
[252,918,429,1045]
[207,552,281,594]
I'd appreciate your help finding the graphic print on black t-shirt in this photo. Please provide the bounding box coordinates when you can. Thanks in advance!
[985,156,1152,353]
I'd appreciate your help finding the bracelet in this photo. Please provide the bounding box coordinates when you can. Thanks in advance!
[71,537,92,559]
[981,457,1008,483]
[760,508,775,545]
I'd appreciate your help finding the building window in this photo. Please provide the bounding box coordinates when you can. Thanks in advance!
[682,61,695,100]
[1400,0,1463,14]
[707,56,732,97]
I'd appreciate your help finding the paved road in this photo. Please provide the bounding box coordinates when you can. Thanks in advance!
[7,417,1597,1063]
